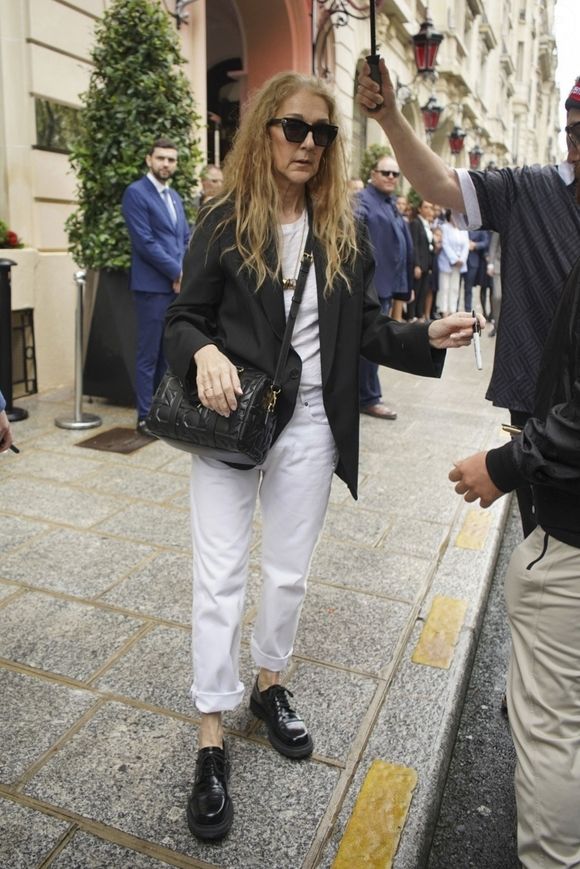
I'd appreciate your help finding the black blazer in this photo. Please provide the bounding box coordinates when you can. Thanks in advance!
[164,204,445,498]
[409,217,432,274]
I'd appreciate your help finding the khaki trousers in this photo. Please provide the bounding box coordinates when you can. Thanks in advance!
[505,527,580,868]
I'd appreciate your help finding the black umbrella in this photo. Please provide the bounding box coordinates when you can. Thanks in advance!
[365,0,382,111]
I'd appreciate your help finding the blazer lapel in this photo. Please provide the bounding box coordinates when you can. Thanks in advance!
[256,239,286,341]
[314,239,341,387]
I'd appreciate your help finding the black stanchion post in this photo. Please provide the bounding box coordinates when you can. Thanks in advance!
[55,270,102,430]
[0,258,28,422]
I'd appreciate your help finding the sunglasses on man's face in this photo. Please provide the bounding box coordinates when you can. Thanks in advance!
[267,117,339,148]
[374,169,400,178]
[565,122,580,150]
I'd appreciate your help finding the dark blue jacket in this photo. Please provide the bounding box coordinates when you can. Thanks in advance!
[356,185,413,301]
[467,229,490,270]
[122,175,190,294]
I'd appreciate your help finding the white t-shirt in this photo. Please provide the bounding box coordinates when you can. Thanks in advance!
[279,212,326,420]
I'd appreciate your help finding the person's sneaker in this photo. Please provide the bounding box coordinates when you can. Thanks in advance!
[186,745,233,841]
[250,679,313,758]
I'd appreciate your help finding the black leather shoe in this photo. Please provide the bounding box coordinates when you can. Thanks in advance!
[250,680,313,759]
[136,419,153,437]
[187,745,233,841]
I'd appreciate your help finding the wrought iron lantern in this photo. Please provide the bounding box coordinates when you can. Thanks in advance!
[421,96,444,134]
[468,144,484,169]
[412,14,443,75]
[448,125,466,155]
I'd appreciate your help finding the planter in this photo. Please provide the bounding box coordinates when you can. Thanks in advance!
[83,268,136,406]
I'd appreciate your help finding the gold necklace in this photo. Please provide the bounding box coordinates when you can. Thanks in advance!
[281,211,307,290]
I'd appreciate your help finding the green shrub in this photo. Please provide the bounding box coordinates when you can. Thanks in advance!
[66,0,203,270]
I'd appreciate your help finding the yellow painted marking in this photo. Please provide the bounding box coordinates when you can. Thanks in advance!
[412,595,468,669]
[332,760,417,869]
[455,508,492,550]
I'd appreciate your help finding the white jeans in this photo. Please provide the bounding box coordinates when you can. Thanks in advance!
[189,399,337,713]
[505,528,580,868]
[438,268,462,314]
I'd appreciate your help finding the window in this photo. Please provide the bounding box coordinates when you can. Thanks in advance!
[34,98,81,153]
[516,41,524,81]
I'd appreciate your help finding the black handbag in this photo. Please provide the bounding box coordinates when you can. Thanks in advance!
[145,221,313,466]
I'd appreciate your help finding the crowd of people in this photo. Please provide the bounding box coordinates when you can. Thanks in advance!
[350,183,499,326]
[110,59,580,867]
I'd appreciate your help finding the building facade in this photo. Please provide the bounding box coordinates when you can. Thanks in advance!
[0,0,561,392]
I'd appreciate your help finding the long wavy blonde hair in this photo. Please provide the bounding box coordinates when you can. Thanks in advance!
[205,72,359,296]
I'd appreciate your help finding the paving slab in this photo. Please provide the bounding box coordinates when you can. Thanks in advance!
[85,464,188,504]
[310,538,430,600]
[24,701,340,869]
[378,515,450,560]
[0,513,49,555]
[0,478,121,528]
[0,448,103,483]
[0,583,20,602]
[50,831,177,868]
[0,798,70,869]
[292,581,413,674]
[93,625,193,715]
[0,528,154,598]
[0,592,144,682]
[0,670,96,784]
[99,550,193,623]
[322,501,392,547]
[95,502,191,550]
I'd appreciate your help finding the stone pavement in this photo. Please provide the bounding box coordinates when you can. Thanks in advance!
[0,340,511,869]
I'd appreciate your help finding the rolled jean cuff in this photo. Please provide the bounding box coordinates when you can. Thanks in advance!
[191,684,244,714]
[251,636,291,672]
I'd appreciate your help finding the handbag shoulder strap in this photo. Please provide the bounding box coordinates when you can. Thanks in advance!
[272,216,314,390]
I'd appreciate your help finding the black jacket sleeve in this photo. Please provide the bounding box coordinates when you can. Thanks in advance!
[486,379,580,494]
[357,225,445,378]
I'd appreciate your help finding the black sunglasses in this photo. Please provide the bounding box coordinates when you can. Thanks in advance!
[565,122,580,149]
[374,169,400,178]
[267,117,338,148]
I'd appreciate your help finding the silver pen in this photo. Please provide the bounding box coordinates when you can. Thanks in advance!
[472,309,482,370]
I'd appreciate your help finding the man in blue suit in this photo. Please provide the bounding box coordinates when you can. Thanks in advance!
[122,138,190,431]
[356,156,413,419]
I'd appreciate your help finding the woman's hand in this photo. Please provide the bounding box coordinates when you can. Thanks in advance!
[428,312,485,349]
[193,345,243,417]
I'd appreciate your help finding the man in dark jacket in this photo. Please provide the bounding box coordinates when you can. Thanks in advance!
[408,199,434,321]
[449,254,580,867]
[355,156,413,419]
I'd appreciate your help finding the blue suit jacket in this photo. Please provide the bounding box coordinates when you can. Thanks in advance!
[122,175,190,294]
[467,229,490,269]
[356,185,413,301]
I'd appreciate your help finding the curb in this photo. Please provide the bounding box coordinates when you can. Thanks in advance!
[318,484,513,869]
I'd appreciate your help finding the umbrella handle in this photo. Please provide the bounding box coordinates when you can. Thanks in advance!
[366,54,382,113]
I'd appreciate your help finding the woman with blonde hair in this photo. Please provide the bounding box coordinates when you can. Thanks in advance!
[164,71,480,841]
